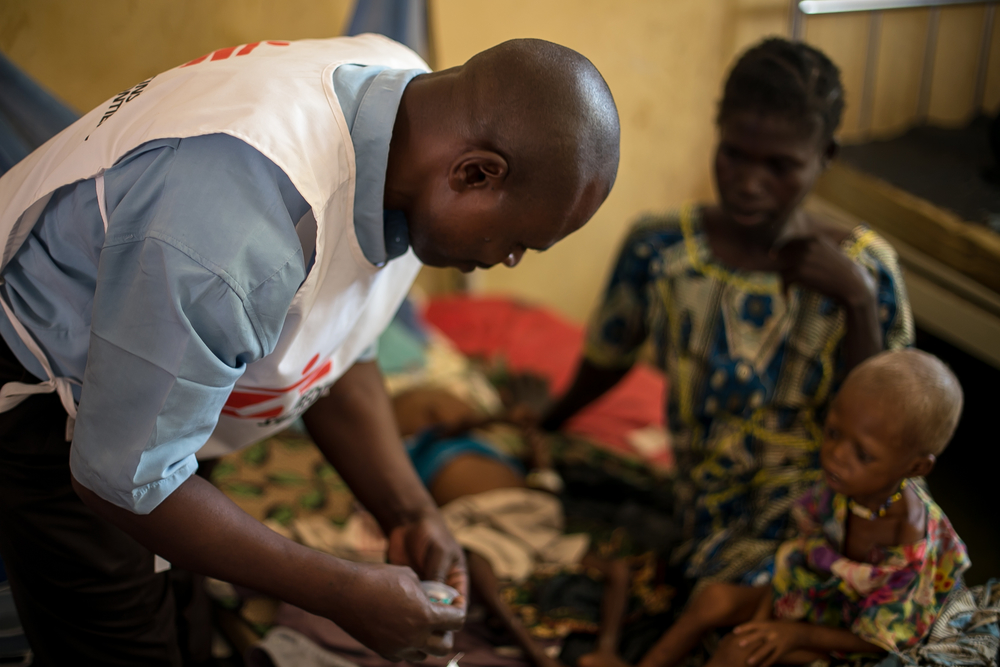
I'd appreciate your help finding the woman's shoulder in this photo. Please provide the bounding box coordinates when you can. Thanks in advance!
[624,207,696,247]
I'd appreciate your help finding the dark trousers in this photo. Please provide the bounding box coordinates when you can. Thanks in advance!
[0,335,210,666]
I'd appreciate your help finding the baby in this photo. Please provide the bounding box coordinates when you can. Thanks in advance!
[392,384,630,667]
[583,349,969,667]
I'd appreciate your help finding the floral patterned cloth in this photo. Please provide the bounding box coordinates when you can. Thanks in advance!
[584,205,914,585]
[771,481,971,654]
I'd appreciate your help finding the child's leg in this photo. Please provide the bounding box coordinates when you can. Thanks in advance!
[636,583,768,667]
[467,551,563,667]
[575,554,631,667]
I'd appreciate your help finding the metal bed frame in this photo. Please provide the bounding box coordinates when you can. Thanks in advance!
[790,0,996,134]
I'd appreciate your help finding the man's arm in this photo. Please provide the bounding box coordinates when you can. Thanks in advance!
[302,360,468,599]
[72,472,463,659]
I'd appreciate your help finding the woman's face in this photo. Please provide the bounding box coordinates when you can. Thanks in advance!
[713,110,833,234]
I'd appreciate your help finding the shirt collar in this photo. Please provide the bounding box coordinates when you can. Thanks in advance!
[345,67,423,266]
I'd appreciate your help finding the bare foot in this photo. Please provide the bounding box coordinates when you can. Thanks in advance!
[578,649,631,667]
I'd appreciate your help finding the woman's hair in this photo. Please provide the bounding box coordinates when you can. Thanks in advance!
[718,38,845,143]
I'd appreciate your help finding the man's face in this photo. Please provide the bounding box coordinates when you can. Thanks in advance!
[406,177,605,273]
[713,110,830,232]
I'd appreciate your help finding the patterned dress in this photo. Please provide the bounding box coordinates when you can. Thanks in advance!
[584,205,913,584]
[772,481,970,654]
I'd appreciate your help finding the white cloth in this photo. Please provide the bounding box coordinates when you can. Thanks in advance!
[440,487,591,582]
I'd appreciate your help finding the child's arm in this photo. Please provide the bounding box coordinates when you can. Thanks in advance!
[580,554,631,656]
[732,620,882,666]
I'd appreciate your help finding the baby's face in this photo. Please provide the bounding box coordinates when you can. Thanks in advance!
[819,381,919,504]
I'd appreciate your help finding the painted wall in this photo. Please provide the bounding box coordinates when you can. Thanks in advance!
[0,0,355,113]
[1,0,997,323]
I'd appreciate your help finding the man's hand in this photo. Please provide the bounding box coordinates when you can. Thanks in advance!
[388,511,469,607]
[335,560,465,660]
[303,361,470,649]
[773,235,875,307]
[733,620,803,667]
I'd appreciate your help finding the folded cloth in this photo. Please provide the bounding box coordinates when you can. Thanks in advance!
[440,487,590,582]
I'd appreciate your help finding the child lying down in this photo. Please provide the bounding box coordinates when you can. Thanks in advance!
[392,386,630,667]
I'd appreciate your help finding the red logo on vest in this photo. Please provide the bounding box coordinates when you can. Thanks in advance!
[222,353,331,421]
[181,41,290,68]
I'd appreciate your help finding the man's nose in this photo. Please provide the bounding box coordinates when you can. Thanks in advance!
[503,247,525,268]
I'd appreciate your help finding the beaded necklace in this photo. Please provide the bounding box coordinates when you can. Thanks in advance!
[848,479,907,520]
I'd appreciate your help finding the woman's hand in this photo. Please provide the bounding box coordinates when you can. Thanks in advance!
[732,620,804,667]
[772,234,883,370]
[773,235,875,308]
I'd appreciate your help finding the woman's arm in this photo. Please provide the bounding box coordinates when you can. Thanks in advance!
[774,235,881,372]
[540,360,630,431]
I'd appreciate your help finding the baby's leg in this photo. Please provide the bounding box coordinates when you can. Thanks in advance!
[467,551,563,667]
[576,555,631,667]
[637,583,768,667]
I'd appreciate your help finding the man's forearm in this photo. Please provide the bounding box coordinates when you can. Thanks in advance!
[303,361,437,530]
[72,473,358,619]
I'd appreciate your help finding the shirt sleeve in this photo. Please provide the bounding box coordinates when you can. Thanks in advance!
[69,135,308,514]
[855,230,915,351]
[582,222,657,369]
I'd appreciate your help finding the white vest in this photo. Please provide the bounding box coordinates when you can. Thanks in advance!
[0,34,427,456]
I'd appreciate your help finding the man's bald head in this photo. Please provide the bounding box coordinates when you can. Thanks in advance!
[459,38,621,212]
[843,350,963,456]
[387,38,619,271]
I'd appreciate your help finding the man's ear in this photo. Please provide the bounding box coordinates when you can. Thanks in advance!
[448,150,508,193]
[908,453,936,479]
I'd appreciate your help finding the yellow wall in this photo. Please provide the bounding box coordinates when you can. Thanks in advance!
[0,0,355,113]
[1,0,997,323]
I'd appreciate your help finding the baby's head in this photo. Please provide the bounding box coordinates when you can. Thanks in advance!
[392,387,479,438]
[821,350,963,501]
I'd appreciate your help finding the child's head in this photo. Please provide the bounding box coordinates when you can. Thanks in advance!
[713,38,844,231]
[821,350,963,501]
[394,39,620,273]
[392,387,479,438]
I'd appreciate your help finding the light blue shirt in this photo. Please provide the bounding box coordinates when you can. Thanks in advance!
[0,64,423,513]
